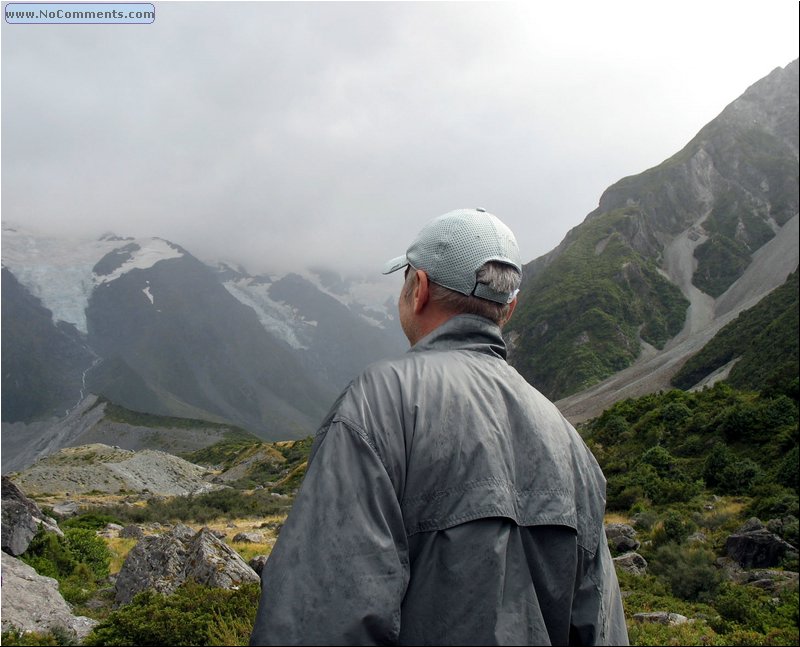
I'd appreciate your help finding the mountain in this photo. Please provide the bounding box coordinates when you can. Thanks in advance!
[1,268,95,422]
[217,266,405,390]
[507,59,799,417]
[0,394,260,474]
[4,61,797,466]
[671,269,798,393]
[1,226,405,467]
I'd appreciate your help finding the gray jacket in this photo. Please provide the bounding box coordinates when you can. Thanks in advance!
[250,315,628,646]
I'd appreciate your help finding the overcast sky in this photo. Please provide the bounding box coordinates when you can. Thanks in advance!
[2,0,798,278]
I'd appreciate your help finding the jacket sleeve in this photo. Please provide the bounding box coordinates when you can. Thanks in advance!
[570,529,629,646]
[250,420,410,646]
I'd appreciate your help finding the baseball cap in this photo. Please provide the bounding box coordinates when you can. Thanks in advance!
[382,208,522,304]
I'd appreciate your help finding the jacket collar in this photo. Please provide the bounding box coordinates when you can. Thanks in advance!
[409,314,508,360]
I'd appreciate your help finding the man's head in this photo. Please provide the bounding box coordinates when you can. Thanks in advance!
[384,208,522,344]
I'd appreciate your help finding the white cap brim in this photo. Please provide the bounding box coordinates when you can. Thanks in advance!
[382,255,408,275]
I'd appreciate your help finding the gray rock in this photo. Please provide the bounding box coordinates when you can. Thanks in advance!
[1,552,98,641]
[725,524,798,569]
[114,524,259,605]
[613,552,648,576]
[120,524,144,539]
[98,522,125,538]
[605,523,640,553]
[249,555,269,575]
[1,476,62,556]
[633,612,689,625]
[51,501,80,518]
[730,568,799,594]
[737,517,767,534]
[233,531,265,543]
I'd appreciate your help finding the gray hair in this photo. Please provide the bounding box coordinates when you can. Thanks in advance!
[404,261,521,326]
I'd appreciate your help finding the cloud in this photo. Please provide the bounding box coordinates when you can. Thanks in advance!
[2,1,798,276]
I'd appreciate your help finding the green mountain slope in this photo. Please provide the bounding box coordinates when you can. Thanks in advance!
[507,208,688,398]
[672,270,799,391]
[507,60,798,401]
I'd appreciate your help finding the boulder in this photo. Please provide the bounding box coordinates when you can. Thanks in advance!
[725,519,798,568]
[1,551,98,641]
[50,501,80,518]
[98,522,125,538]
[233,531,265,543]
[730,568,799,594]
[249,555,269,575]
[120,524,145,540]
[114,524,259,605]
[633,612,689,625]
[1,476,62,556]
[605,523,640,553]
[613,552,648,576]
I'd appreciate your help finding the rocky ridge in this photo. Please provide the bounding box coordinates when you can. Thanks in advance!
[8,443,224,497]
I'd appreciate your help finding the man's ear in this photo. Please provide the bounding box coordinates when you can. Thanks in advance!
[501,296,517,326]
[413,269,430,314]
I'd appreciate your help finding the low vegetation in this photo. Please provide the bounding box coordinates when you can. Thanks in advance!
[580,377,799,645]
[672,270,799,392]
[6,379,798,646]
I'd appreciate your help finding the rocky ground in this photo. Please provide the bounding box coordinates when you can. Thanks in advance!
[8,443,225,497]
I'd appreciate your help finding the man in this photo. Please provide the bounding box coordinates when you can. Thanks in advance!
[250,208,628,646]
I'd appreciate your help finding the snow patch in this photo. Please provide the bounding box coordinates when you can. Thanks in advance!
[1,225,182,333]
[94,239,183,285]
[222,278,310,350]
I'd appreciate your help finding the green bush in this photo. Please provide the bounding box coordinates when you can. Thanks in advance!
[747,484,800,520]
[84,581,260,646]
[20,527,111,605]
[626,619,723,646]
[653,511,697,546]
[704,443,764,495]
[21,530,77,581]
[775,446,799,492]
[0,627,76,646]
[647,542,722,601]
[64,528,111,580]
[61,512,124,531]
[712,583,799,637]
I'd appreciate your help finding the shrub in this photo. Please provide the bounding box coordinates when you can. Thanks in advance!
[84,581,260,646]
[64,528,111,580]
[62,512,123,531]
[20,530,77,581]
[775,446,799,492]
[653,511,697,546]
[0,627,76,646]
[20,527,111,606]
[747,484,799,520]
[712,583,799,637]
[626,619,723,646]
[647,542,722,601]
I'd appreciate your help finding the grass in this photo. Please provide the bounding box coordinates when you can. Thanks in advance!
[106,537,139,574]
[605,512,632,525]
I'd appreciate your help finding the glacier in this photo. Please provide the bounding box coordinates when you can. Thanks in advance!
[2,224,183,334]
